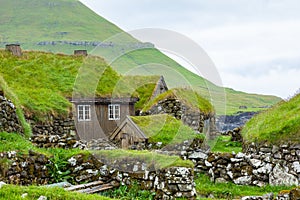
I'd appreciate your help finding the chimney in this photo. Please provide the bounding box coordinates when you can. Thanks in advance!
[74,50,88,56]
[5,44,22,56]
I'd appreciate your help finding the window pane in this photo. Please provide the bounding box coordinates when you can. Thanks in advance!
[78,105,90,121]
[78,105,84,120]
[108,104,120,120]
[115,105,120,119]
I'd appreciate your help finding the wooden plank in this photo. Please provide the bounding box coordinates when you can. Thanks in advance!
[65,180,104,191]
[76,184,115,194]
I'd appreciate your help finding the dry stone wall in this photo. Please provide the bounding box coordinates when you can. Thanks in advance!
[186,143,300,187]
[142,98,214,133]
[30,116,75,136]
[0,150,49,185]
[0,95,23,134]
[0,149,196,199]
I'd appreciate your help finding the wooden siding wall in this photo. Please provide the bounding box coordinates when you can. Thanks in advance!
[75,104,107,141]
[75,103,135,141]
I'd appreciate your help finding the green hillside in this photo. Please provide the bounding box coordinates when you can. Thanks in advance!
[242,94,300,144]
[0,0,281,114]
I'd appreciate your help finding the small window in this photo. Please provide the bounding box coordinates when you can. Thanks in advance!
[78,105,91,121]
[108,104,120,120]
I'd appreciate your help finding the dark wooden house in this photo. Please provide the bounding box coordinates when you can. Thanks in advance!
[71,75,168,141]
[71,97,139,141]
[110,116,147,149]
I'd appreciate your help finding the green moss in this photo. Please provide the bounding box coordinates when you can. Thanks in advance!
[131,114,204,146]
[242,94,300,144]
[93,149,194,169]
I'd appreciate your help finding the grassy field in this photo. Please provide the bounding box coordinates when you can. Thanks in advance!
[0,0,281,115]
[242,93,300,144]
[209,135,242,153]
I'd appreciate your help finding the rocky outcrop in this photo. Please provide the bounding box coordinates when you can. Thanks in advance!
[221,127,243,142]
[216,112,257,132]
[0,95,23,134]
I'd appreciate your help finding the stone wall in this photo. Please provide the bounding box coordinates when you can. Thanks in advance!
[241,187,300,200]
[0,149,196,199]
[142,98,214,133]
[186,143,300,187]
[0,150,49,185]
[31,134,117,150]
[30,116,75,136]
[0,95,23,134]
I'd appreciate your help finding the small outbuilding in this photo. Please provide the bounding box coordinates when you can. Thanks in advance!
[5,44,22,56]
[110,115,148,149]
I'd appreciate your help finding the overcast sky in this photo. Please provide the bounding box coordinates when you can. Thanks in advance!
[79,0,300,98]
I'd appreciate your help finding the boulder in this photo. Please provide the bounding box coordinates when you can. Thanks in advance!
[269,164,298,186]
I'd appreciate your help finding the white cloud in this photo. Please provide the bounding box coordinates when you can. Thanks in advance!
[221,68,300,98]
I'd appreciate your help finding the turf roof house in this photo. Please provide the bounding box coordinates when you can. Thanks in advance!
[109,89,214,149]
[110,114,200,149]
[71,76,168,141]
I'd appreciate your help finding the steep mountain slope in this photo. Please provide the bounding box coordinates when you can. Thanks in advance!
[0,0,281,114]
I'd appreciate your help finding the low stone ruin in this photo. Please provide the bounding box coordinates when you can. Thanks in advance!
[142,98,214,133]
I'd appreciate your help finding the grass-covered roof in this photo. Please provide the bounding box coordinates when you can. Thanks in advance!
[242,93,300,144]
[142,88,214,114]
[130,114,204,146]
[0,50,161,120]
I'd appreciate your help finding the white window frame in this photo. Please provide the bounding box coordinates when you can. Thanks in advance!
[77,105,91,121]
[108,104,120,120]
